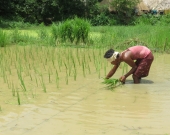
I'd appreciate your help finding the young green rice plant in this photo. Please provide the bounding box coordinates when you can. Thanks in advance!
[102,78,122,90]
[39,74,46,93]
[2,69,7,83]
[97,61,101,78]
[104,61,107,76]
[82,61,86,78]
[55,69,59,88]
[16,89,21,105]
[48,69,51,83]
[17,68,27,92]
[52,56,55,68]
[35,75,39,87]
[64,62,69,84]
[12,82,16,97]
[65,70,69,85]
[88,51,91,62]
[72,57,77,81]
[19,75,27,92]
[87,63,91,74]
[76,53,81,66]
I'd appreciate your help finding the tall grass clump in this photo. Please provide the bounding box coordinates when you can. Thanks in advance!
[10,28,22,43]
[58,17,91,44]
[37,24,49,45]
[0,29,8,47]
[50,23,60,45]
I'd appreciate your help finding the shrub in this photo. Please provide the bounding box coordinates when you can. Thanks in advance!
[58,17,91,44]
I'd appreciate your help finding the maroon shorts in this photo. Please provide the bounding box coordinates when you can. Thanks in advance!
[133,53,154,78]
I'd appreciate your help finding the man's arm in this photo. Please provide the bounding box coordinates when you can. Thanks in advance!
[120,51,137,82]
[106,64,119,79]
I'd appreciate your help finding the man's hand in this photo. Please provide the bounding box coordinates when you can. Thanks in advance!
[119,75,126,84]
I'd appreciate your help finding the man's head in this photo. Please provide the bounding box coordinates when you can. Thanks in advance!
[104,49,119,63]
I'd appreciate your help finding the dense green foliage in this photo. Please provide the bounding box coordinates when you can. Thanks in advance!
[0,0,170,27]
[134,14,170,25]
[0,0,100,25]
[110,0,140,24]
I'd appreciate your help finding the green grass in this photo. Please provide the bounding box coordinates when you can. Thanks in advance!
[1,21,169,53]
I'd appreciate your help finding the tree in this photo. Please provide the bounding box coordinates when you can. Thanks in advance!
[110,0,140,24]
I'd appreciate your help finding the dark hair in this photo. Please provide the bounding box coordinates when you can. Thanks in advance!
[104,49,115,58]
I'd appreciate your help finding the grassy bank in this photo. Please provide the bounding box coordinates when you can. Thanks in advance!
[1,24,170,53]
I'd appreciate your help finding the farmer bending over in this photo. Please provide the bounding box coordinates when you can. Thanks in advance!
[104,45,154,84]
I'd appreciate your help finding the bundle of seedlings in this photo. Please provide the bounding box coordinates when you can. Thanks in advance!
[102,78,122,90]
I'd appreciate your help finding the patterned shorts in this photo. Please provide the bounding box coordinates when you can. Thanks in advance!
[133,53,154,78]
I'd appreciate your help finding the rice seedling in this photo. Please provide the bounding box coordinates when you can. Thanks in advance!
[17,70,27,92]
[39,74,47,93]
[65,70,68,85]
[16,89,21,105]
[2,69,7,83]
[11,82,16,97]
[35,75,39,87]
[82,61,86,78]
[102,78,122,90]
[6,77,11,89]
[48,69,51,83]
[55,69,59,88]
[87,64,91,74]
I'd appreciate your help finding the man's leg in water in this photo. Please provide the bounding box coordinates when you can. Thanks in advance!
[132,74,141,84]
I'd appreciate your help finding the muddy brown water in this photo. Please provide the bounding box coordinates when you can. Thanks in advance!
[0,46,170,135]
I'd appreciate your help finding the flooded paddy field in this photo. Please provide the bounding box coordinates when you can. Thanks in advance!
[0,46,170,135]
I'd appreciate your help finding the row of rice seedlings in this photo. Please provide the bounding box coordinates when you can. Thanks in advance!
[0,45,112,105]
[70,50,77,81]
[55,69,59,88]
[16,88,21,105]
[0,46,36,105]
[11,80,21,105]
[48,68,52,83]
[64,61,69,85]
[39,74,47,93]
[17,69,27,92]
